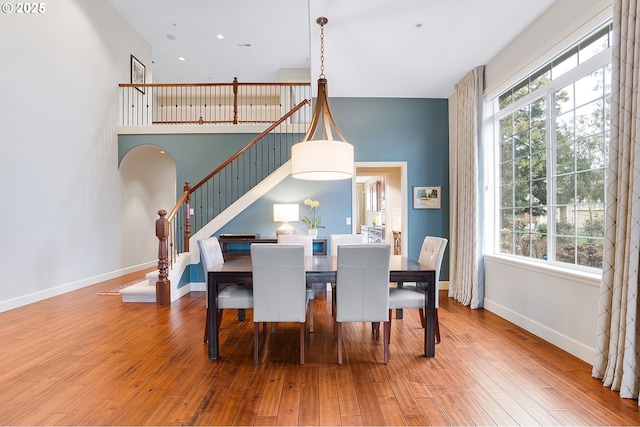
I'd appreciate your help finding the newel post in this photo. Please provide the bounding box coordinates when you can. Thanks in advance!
[155,209,171,306]
[232,76,238,124]
[184,182,191,252]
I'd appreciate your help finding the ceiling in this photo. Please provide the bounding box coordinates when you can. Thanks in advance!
[108,0,556,99]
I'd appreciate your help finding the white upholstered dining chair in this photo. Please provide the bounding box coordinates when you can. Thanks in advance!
[329,233,364,255]
[198,236,254,344]
[388,236,447,343]
[251,244,311,364]
[335,244,391,364]
[329,234,365,315]
[277,234,317,332]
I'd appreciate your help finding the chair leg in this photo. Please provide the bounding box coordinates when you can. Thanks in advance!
[388,309,393,344]
[331,283,336,317]
[309,300,314,333]
[419,308,425,328]
[300,323,305,364]
[371,322,380,340]
[253,322,259,364]
[337,322,343,364]
[383,320,390,364]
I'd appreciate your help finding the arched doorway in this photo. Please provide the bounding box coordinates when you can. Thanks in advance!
[119,145,177,265]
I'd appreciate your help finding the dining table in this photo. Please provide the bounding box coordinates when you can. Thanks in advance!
[206,254,436,360]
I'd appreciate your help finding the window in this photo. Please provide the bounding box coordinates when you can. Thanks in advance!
[495,24,612,270]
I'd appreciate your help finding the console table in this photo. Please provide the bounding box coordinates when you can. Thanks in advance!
[218,234,327,260]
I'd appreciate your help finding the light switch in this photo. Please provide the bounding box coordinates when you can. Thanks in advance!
[346,217,351,225]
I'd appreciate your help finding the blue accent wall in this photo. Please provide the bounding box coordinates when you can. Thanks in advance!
[118,133,258,193]
[118,97,449,279]
[331,98,449,270]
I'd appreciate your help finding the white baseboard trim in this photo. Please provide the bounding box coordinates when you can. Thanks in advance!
[0,260,157,314]
[190,282,206,292]
[483,297,595,364]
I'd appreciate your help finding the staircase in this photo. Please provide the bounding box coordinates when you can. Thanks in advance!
[120,271,158,303]
[121,161,294,303]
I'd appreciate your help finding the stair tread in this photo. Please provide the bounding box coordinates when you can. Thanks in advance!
[120,280,156,303]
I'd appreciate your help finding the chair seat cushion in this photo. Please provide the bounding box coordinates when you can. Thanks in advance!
[388,285,425,309]
[218,285,253,309]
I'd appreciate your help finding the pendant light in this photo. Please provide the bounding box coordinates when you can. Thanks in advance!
[291,17,354,181]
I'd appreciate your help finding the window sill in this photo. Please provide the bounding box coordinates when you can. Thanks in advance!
[484,253,602,288]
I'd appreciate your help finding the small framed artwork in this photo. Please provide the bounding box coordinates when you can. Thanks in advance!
[412,186,441,209]
[130,55,146,93]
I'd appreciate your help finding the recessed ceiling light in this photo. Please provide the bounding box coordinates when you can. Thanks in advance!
[217,34,224,39]
[178,56,186,61]
[159,150,166,154]
[166,34,176,40]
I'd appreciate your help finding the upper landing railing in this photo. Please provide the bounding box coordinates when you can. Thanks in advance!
[118,78,311,126]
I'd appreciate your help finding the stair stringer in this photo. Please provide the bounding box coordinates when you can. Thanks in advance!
[169,160,293,301]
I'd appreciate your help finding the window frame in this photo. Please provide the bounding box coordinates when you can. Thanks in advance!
[491,28,611,274]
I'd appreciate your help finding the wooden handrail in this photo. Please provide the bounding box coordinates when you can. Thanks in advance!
[191,98,309,193]
[119,79,311,127]
[118,81,311,88]
[166,187,190,223]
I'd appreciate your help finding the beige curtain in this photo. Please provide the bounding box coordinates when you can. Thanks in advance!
[449,66,484,308]
[592,0,640,402]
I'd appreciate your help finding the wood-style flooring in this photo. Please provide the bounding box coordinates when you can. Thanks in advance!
[0,271,638,426]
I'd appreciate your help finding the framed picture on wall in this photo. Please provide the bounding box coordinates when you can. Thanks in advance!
[412,186,441,209]
[130,55,145,93]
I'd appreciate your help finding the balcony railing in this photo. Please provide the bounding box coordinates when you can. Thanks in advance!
[118,78,311,126]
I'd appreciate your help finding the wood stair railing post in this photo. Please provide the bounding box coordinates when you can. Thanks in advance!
[184,182,191,253]
[232,77,238,124]
[156,209,171,306]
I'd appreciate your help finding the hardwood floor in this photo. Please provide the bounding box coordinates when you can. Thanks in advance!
[0,272,638,426]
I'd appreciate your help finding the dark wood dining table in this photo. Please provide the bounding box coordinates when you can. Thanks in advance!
[206,255,436,360]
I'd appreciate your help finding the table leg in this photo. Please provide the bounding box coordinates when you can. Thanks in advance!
[395,281,404,319]
[207,276,219,359]
[424,272,436,357]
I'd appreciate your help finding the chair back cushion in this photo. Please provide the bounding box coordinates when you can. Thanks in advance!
[198,236,224,275]
[418,236,448,283]
[336,244,391,323]
[277,234,313,256]
[251,244,307,322]
[330,234,364,256]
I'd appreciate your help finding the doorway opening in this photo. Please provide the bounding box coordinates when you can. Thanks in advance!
[352,162,407,255]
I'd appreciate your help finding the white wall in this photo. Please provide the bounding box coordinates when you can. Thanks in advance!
[484,256,600,362]
[0,0,152,312]
[485,0,613,98]
[477,0,612,363]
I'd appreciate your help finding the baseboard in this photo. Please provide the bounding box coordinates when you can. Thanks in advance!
[0,260,157,314]
[190,282,206,292]
[483,297,595,364]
